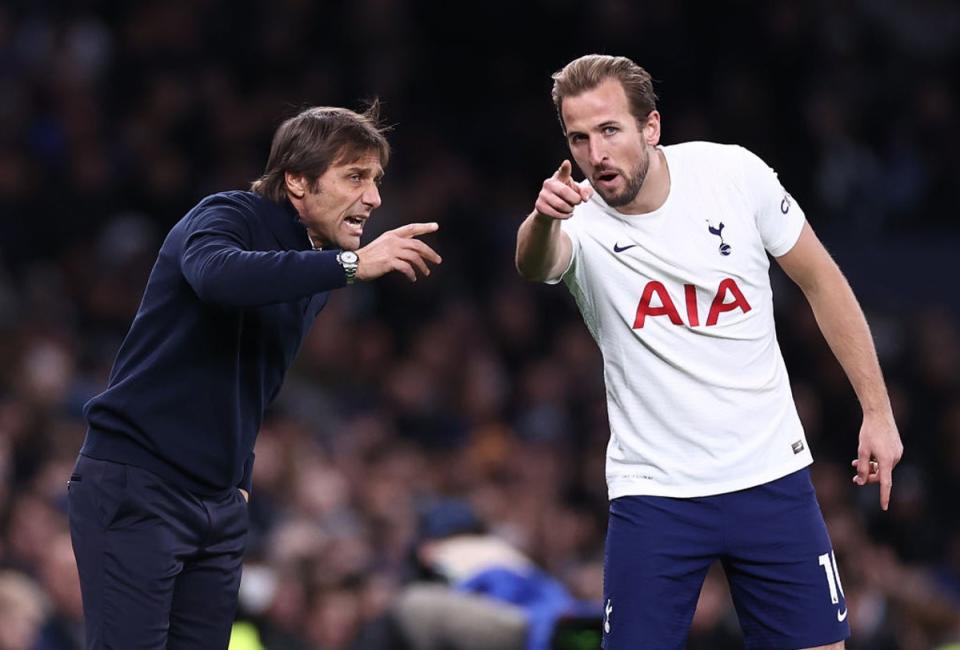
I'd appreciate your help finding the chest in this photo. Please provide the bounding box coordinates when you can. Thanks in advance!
[231,293,328,377]
[571,192,773,332]
[252,293,328,346]
[585,193,765,282]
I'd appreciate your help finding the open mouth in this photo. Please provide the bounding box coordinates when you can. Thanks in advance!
[344,215,367,234]
[595,171,619,187]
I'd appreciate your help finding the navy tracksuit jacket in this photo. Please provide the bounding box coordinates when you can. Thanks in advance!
[69,191,348,649]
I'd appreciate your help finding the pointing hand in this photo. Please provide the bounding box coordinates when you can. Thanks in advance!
[534,160,593,220]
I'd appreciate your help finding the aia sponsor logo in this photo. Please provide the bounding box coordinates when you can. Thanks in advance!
[633,278,751,328]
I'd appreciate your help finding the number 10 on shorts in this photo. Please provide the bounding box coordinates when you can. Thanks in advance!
[818,551,845,604]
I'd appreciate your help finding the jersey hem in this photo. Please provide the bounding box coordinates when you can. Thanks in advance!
[607,454,813,500]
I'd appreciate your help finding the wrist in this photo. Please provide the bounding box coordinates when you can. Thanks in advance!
[532,211,560,228]
[336,250,359,285]
[862,403,894,421]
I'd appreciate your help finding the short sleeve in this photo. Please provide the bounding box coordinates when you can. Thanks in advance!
[737,147,806,257]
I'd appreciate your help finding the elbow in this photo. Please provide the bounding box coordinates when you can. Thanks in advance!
[190,276,232,306]
[518,268,548,283]
[187,268,248,307]
[515,255,547,283]
[515,241,551,283]
[183,251,251,307]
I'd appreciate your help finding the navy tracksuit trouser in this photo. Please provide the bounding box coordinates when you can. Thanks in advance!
[68,454,248,649]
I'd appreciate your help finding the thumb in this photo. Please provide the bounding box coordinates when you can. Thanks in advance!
[578,183,593,201]
[555,159,572,182]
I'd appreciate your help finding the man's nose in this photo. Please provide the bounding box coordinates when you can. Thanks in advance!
[363,184,382,209]
[588,137,606,167]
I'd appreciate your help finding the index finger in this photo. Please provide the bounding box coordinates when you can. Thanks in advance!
[546,179,585,206]
[393,222,439,238]
[879,464,893,511]
[406,238,442,264]
[554,160,572,182]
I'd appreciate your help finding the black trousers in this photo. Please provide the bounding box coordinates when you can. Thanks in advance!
[68,454,248,649]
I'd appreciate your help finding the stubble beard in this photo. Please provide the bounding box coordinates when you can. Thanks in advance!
[602,145,651,208]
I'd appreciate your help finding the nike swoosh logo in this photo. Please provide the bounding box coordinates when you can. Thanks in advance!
[837,607,848,622]
[613,243,637,253]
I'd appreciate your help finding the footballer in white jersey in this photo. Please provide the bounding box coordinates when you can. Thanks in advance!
[557,141,811,499]
[516,55,902,650]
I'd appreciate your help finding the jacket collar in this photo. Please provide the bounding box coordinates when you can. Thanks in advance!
[263,197,312,251]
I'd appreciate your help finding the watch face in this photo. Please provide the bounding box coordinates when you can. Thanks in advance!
[340,251,359,264]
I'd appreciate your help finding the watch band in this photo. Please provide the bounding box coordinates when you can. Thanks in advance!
[337,251,359,284]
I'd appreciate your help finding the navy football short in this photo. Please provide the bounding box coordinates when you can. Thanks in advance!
[602,468,849,649]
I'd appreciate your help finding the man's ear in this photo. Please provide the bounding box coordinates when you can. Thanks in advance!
[643,110,662,147]
[285,172,307,199]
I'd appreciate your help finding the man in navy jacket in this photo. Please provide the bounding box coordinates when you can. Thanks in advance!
[68,103,441,649]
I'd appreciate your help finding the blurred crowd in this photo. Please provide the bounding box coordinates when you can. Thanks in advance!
[1,0,959,648]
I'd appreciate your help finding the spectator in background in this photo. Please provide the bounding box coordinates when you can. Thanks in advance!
[0,570,47,650]
[393,499,586,650]
[36,532,84,650]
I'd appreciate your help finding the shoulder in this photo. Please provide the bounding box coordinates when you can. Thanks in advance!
[192,190,270,216]
[665,141,751,167]
[670,142,781,192]
[180,191,275,227]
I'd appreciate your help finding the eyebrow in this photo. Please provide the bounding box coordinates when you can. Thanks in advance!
[566,120,622,138]
[345,166,385,182]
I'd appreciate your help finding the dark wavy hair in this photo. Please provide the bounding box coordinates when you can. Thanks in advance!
[251,101,390,202]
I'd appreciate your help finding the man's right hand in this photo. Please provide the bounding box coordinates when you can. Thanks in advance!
[533,160,593,220]
[356,222,442,282]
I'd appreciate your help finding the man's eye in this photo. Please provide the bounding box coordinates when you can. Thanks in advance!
[603,126,619,135]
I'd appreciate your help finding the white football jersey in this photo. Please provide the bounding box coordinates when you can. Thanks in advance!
[555,142,811,498]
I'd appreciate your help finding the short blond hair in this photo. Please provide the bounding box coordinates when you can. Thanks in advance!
[551,54,657,131]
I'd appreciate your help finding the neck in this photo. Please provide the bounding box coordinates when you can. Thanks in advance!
[622,146,670,215]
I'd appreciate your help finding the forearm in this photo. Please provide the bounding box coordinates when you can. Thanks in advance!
[515,211,567,282]
[801,267,891,416]
[184,246,346,307]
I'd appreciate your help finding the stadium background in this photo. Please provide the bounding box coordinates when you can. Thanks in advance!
[1,1,959,648]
